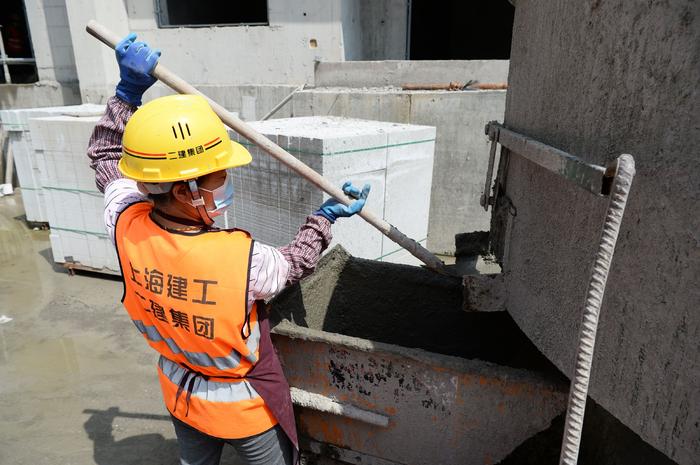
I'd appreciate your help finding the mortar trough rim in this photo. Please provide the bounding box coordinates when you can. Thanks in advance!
[272,320,569,389]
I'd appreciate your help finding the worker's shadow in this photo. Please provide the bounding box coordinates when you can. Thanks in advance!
[83,407,179,465]
[83,407,243,464]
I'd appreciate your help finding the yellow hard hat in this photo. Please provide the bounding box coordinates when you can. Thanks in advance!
[118,94,252,182]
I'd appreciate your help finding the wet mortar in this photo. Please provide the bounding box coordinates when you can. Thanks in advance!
[270,245,564,375]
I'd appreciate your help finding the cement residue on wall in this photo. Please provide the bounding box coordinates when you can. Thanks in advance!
[494,1,699,463]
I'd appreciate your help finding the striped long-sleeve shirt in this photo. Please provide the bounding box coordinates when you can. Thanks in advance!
[88,96,332,305]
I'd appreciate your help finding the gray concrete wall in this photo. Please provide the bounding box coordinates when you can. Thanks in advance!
[494,1,699,463]
[144,83,298,120]
[315,59,509,87]
[292,88,506,254]
[56,0,421,104]
[64,0,368,103]
[336,0,408,61]
[64,0,129,103]
[0,82,80,109]
[24,0,79,86]
[3,0,82,109]
[27,0,415,104]
[357,0,409,60]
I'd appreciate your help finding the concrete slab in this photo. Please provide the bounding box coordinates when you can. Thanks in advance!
[314,60,510,88]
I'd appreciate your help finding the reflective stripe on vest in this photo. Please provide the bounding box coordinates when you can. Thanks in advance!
[158,356,260,403]
[115,202,275,439]
[133,319,260,368]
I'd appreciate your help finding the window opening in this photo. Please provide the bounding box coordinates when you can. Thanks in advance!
[0,0,37,84]
[157,0,269,28]
[409,0,514,60]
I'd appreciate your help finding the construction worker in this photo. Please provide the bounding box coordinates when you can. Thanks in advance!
[87,34,370,465]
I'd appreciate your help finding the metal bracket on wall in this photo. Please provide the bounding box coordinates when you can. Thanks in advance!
[480,123,500,210]
[481,122,617,210]
[480,123,636,465]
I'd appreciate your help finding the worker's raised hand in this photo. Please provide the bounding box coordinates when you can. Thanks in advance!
[115,33,161,107]
[314,182,371,223]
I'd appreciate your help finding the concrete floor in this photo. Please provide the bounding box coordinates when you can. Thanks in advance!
[0,193,243,464]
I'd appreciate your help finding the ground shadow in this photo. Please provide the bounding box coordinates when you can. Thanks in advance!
[38,246,123,281]
[83,407,179,465]
[83,407,244,465]
[37,247,69,274]
[496,398,679,465]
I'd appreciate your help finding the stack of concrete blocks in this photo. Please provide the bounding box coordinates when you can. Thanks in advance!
[27,113,119,274]
[222,116,436,265]
[0,104,104,223]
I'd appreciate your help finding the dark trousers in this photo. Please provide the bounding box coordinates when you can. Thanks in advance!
[171,416,293,465]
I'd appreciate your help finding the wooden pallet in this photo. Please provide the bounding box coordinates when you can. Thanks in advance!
[26,221,50,230]
[62,261,121,277]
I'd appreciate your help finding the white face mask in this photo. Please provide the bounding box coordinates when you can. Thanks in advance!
[196,171,234,217]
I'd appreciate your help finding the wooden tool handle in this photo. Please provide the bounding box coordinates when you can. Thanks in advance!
[85,20,447,273]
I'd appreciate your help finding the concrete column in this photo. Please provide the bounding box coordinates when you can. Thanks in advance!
[11,0,81,107]
[340,0,408,60]
[24,0,79,84]
[64,0,128,103]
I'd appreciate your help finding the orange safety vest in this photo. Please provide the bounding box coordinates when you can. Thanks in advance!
[114,202,278,439]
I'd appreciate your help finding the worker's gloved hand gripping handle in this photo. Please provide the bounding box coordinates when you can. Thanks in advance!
[315,182,371,223]
[86,20,447,275]
[115,33,160,106]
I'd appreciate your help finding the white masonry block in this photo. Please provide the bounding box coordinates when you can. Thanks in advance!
[0,104,104,222]
[26,112,119,275]
[222,116,436,264]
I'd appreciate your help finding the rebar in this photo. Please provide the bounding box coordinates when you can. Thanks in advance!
[558,154,636,465]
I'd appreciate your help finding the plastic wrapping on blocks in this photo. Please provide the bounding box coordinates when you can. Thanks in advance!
[2,104,105,224]
[224,117,436,264]
[25,110,121,274]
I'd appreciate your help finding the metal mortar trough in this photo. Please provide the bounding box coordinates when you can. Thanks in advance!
[269,246,568,465]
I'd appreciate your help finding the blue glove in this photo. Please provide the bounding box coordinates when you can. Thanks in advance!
[115,33,161,106]
[315,182,371,223]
